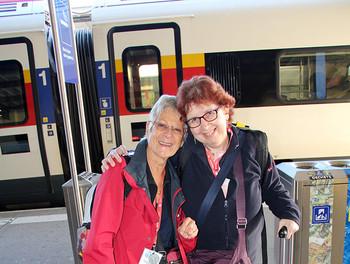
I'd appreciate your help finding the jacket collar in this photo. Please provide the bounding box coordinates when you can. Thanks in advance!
[124,138,149,191]
[184,125,240,157]
[124,138,182,201]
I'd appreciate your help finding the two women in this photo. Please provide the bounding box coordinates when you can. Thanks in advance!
[101,75,301,263]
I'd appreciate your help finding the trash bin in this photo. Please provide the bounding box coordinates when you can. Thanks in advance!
[275,159,350,264]
[62,171,101,264]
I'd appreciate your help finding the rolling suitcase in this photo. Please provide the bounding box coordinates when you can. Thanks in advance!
[62,171,101,264]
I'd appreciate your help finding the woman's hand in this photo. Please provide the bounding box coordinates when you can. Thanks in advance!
[101,145,128,172]
[177,217,198,240]
[277,219,299,239]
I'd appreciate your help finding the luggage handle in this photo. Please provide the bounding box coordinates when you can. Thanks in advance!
[278,226,288,238]
[278,226,288,264]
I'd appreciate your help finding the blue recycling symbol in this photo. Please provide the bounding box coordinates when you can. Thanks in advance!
[312,205,331,224]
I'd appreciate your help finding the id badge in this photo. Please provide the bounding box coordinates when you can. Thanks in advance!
[139,248,163,264]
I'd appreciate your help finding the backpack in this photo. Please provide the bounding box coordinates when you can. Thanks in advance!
[76,184,97,259]
[76,156,132,259]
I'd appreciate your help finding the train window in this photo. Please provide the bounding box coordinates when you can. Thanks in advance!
[0,60,28,126]
[279,50,350,102]
[131,121,146,142]
[122,46,162,112]
[0,134,30,155]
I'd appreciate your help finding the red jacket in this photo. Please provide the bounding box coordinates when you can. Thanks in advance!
[84,140,196,263]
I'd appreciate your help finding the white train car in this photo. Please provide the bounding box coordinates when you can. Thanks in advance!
[1,0,350,209]
[91,0,350,161]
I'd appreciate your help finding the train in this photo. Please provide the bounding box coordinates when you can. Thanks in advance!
[0,0,349,210]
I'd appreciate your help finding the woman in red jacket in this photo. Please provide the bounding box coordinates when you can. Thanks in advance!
[83,95,197,264]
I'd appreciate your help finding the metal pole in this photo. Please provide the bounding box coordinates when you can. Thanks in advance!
[67,0,92,173]
[47,0,83,224]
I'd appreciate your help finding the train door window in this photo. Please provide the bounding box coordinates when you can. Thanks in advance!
[0,134,30,154]
[122,46,162,112]
[0,60,28,126]
[279,49,350,102]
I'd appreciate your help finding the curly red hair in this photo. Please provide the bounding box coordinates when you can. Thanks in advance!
[176,75,236,124]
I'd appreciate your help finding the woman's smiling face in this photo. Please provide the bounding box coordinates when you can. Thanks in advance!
[146,108,184,161]
[186,102,229,152]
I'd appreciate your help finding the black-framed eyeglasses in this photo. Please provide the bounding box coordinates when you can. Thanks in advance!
[185,107,221,128]
[150,121,184,136]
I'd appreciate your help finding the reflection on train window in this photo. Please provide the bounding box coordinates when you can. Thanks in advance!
[0,60,28,126]
[279,50,350,101]
[123,46,162,112]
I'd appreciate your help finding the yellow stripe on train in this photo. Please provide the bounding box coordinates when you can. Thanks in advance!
[114,53,205,73]
[182,53,205,68]
[23,69,31,83]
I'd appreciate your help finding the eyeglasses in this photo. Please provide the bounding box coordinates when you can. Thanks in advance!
[150,121,184,136]
[186,107,220,128]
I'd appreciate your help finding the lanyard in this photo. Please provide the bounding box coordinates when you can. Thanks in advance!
[152,186,163,246]
[206,149,225,176]
[205,128,233,177]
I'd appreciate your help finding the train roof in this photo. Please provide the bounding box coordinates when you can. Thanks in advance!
[0,0,47,34]
[91,0,349,25]
[0,0,46,17]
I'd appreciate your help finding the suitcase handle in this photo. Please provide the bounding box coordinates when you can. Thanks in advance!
[278,226,288,238]
[279,226,288,264]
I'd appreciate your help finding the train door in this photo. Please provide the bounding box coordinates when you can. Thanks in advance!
[0,38,51,207]
[95,22,182,152]
[0,30,66,208]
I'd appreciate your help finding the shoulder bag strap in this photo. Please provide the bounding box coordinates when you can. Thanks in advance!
[230,151,252,264]
[196,132,246,229]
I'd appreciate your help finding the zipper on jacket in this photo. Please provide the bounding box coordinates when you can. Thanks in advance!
[224,199,229,249]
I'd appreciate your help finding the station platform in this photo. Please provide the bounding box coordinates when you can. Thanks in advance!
[0,205,280,264]
[0,207,74,264]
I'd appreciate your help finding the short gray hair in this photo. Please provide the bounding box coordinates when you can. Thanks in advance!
[147,95,187,140]
[149,95,177,123]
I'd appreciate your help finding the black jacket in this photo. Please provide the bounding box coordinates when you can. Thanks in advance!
[179,126,300,263]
